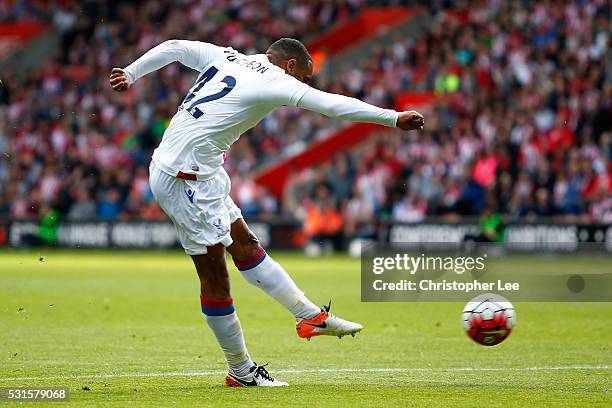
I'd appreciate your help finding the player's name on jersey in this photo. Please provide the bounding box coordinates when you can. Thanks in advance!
[224,50,269,74]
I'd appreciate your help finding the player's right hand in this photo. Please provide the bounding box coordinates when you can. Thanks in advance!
[396,110,424,131]
[110,68,129,92]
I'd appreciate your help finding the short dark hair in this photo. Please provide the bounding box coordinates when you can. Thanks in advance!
[266,38,312,68]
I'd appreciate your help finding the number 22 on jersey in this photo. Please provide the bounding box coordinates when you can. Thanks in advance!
[181,66,236,119]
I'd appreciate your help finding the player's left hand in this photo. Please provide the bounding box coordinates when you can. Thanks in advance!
[109,68,129,92]
[396,110,424,131]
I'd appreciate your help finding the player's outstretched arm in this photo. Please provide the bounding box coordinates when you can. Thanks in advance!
[109,39,219,92]
[296,87,424,131]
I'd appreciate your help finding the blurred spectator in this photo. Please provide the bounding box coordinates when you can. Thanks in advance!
[21,204,61,246]
[464,202,504,243]
[98,189,122,220]
[67,189,96,220]
[303,186,343,252]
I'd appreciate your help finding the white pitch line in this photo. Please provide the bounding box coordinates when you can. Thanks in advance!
[0,365,609,382]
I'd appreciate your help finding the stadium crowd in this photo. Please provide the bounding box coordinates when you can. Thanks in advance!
[281,0,612,241]
[0,0,370,220]
[0,1,610,237]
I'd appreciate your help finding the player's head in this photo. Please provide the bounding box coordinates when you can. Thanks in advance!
[266,38,313,84]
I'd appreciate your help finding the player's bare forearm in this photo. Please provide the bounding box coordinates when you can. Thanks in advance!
[396,110,424,131]
[109,68,129,92]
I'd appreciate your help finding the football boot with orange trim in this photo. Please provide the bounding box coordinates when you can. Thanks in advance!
[296,301,363,340]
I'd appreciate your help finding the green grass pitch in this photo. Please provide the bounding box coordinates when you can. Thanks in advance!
[0,250,610,407]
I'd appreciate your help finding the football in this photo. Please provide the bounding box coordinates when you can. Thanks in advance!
[462,293,516,346]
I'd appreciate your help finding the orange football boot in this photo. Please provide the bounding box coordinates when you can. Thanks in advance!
[296,301,363,340]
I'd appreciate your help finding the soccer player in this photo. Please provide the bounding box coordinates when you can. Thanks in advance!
[110,38,424,387]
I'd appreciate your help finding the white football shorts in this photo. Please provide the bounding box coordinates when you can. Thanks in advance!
[149,161,242,255]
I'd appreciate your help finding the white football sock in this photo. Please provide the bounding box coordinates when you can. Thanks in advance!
[234,248,320,320]
[200,297,253,377]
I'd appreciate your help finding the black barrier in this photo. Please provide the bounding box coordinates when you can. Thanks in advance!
[3,220,282,249]
[1,219,610,251]
[387,223,611,251]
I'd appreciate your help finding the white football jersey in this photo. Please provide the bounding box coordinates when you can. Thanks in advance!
[123,40,398,179]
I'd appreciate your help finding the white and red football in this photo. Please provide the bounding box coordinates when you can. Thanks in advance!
[462,293,516,346]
